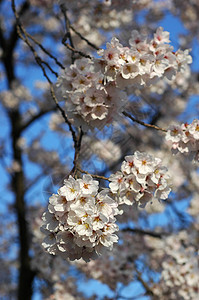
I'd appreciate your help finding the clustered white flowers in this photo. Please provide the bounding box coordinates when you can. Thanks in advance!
[41,26,192,263]
[56,27,192,130]
[152,233,199,300]
[109,151,171,207]
[165,119,199,161]
[41,175,120,262]
[57,57,127,130]
[41,152,171,261]
[97,27,192,88]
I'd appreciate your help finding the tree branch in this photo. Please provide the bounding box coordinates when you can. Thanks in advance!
[1,1,29,85]
[11,0,78,150]
[123,111,167,132]
[70,24,100,51]
[77,166,110,181]
[64,42,92,59]
[10,109,36,300]
[122,227,168,238]
[20,106,56,132]
[60,4,75,63]
[135,269,154,297]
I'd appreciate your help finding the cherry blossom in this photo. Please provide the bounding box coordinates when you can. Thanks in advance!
[109,151,171,207]
[166,119,199,161]
[98,27,192,88]
[149,232,199,299]
[41,175,120,261]
[56,27,192,130]
[57,58,127,130]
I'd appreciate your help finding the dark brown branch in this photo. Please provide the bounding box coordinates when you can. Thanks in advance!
[41,59,59,77]
[0,21,6,51]
[12,0,84,183]
[10,109,36,300]
[24,31,65,70]
[9,1,30,54]
[11,2,78,150]
[0,1,29,85]
[70,24,100,51]
[123,111,167,132]
[70,128,84,176]
[60,4,75,63]
[135,269,154,297]
[64,42,92,59]
[77,166,110,181]
[2,1,37,299]
[21,106,56,132]
[122,227,168,238]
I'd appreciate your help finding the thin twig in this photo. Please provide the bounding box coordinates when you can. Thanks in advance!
[122,227,168,238]
[13,1,87,178]
[70,24,100,51]
[24,31,65,69]
[20,106,56,132]
[60,4,75,63]
[135,269,154,297]
[11,0,77,149]
[41,60,59,77]
[123,111,167,132]
[64,43,92,59]
[77,166,110,181]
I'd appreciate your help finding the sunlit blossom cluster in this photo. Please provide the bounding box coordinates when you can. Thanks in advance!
[97,27,192,88]
[57,27,192,130]
[41,175,120,262]
[57,58,127,130]
[166,119,199,161]
[109,151,171,207]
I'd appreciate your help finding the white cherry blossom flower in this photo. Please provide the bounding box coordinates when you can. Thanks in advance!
[59,176,80,201]
[133,151,155,174]
[77,174,99,196]
[154,27,170,44]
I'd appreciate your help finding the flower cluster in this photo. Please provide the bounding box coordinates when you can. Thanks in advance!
[97,27,192,88]
[56,27,192,130]
[165,119,199,161]
[41,175,120,262]
[109,151,171,207]
[151,233,199,300]
[57,58,127,130]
